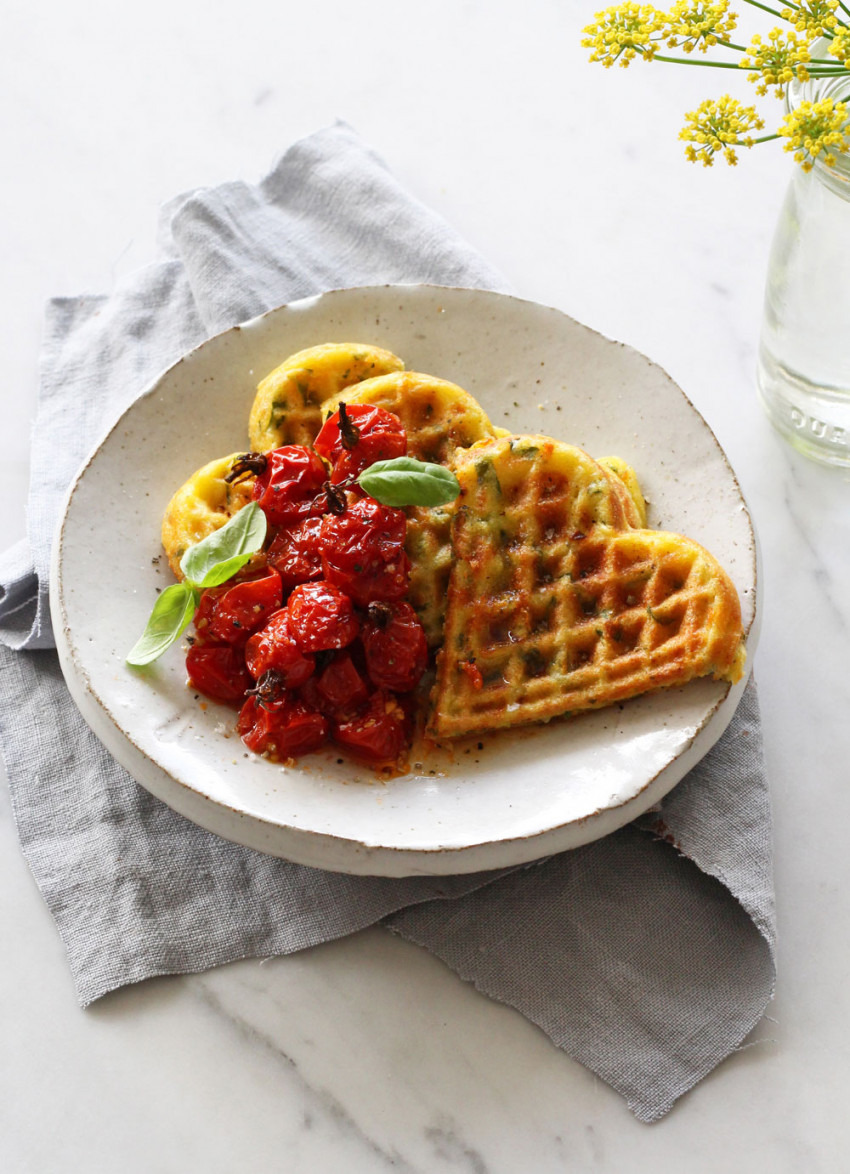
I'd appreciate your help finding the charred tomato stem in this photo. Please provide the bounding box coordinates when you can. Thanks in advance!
[324,481,349,515]
[225,452,269,483]
[246,668,289,708]
[366,601,393,629]
[338,402,361,450]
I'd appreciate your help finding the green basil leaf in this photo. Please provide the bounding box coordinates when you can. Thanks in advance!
[358,457,460,508]
[126,582,199,666]
[179,502,266,586]
[198,552,255,589]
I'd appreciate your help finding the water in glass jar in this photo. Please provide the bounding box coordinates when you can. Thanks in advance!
[757,91,850,468]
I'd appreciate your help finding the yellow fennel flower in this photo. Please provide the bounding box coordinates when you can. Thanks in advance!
[680,95,765,165]
[779,0,839,37]
[664,0,738,54]
[739,28,813,97]
[779,98,850,170]
[582,3,666,68]
[829,29,850,63]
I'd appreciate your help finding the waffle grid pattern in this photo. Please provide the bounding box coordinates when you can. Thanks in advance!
[430,437,743,738]
[328,371,496,466]
[405,506,454,647]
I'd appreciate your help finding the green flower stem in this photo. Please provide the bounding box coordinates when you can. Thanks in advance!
[652,53,759,68]
[715,39,748,53]
[653,51,847,75]
[741,0,789,18]
[839,1,850,20]
[752,134,781,143]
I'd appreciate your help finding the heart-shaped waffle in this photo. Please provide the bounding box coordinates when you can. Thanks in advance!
[428,435,745,739]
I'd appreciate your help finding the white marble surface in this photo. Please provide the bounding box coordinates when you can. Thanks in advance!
[2,2,849,1169]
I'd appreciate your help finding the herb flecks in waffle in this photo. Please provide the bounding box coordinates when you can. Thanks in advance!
[248,343,404,451]
[428,435,745,739]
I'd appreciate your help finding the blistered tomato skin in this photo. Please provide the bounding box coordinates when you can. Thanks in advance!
[186,644,252,706]
[287,581,360,652]
[252,446,328,527]
[266,516,323,591]
[237,695,328,759]
[301,650,370,721]
[206,569,283,645]
[333,690,408,765]
[362,602,428,692]
[314,404,407,483]
[244,609,315,687]
[192,585,227,644]
[320,498,410,607]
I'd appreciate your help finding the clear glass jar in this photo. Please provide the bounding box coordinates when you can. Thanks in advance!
[757,69,850,468]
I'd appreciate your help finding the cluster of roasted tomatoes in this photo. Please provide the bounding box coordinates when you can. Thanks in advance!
[185,404,428,767]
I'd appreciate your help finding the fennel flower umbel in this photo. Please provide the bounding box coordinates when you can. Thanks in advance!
[829,28,850,63]
[779,97,850,169]
[581,3,666,67]
[665,0,738,52]
[679,95,765,165]
[739,28,812,97]
[780,1,840,38]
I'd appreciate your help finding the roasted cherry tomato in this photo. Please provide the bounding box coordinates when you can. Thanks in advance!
[199,568,283,645]
[244,609,315,687]
[252,445,328,526]
[266,516,323,591]
[314,403,407,484]
[186,644,252,707]
[319,497,409,607]
[333,689,408,765]
[237,695,328,759]
[300,650,370,721]
[192,584,227,644]
[361,601,428,692]
[287,581,359,652]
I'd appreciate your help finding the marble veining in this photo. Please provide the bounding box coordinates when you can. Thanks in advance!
[194,980,418,1171]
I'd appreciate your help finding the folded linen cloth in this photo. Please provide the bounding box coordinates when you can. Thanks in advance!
[0,123,775,1123]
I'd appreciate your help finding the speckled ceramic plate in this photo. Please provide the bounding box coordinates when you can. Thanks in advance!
[50,286,759,876]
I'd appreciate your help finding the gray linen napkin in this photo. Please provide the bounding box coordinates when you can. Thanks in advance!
[0,123,775,1123]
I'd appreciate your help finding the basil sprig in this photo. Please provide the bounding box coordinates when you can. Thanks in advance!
[358,456,460,508]
[126,502,267,666]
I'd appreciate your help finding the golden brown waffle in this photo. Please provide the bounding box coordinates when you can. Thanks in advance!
[404,504,455,648]
[161,453,255,579]
[329,371,500,646]
[248,342,404,451]
[326,370,497,464]
[406,446,647,649]
[428,435,744,738]
[597,454,648,526]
